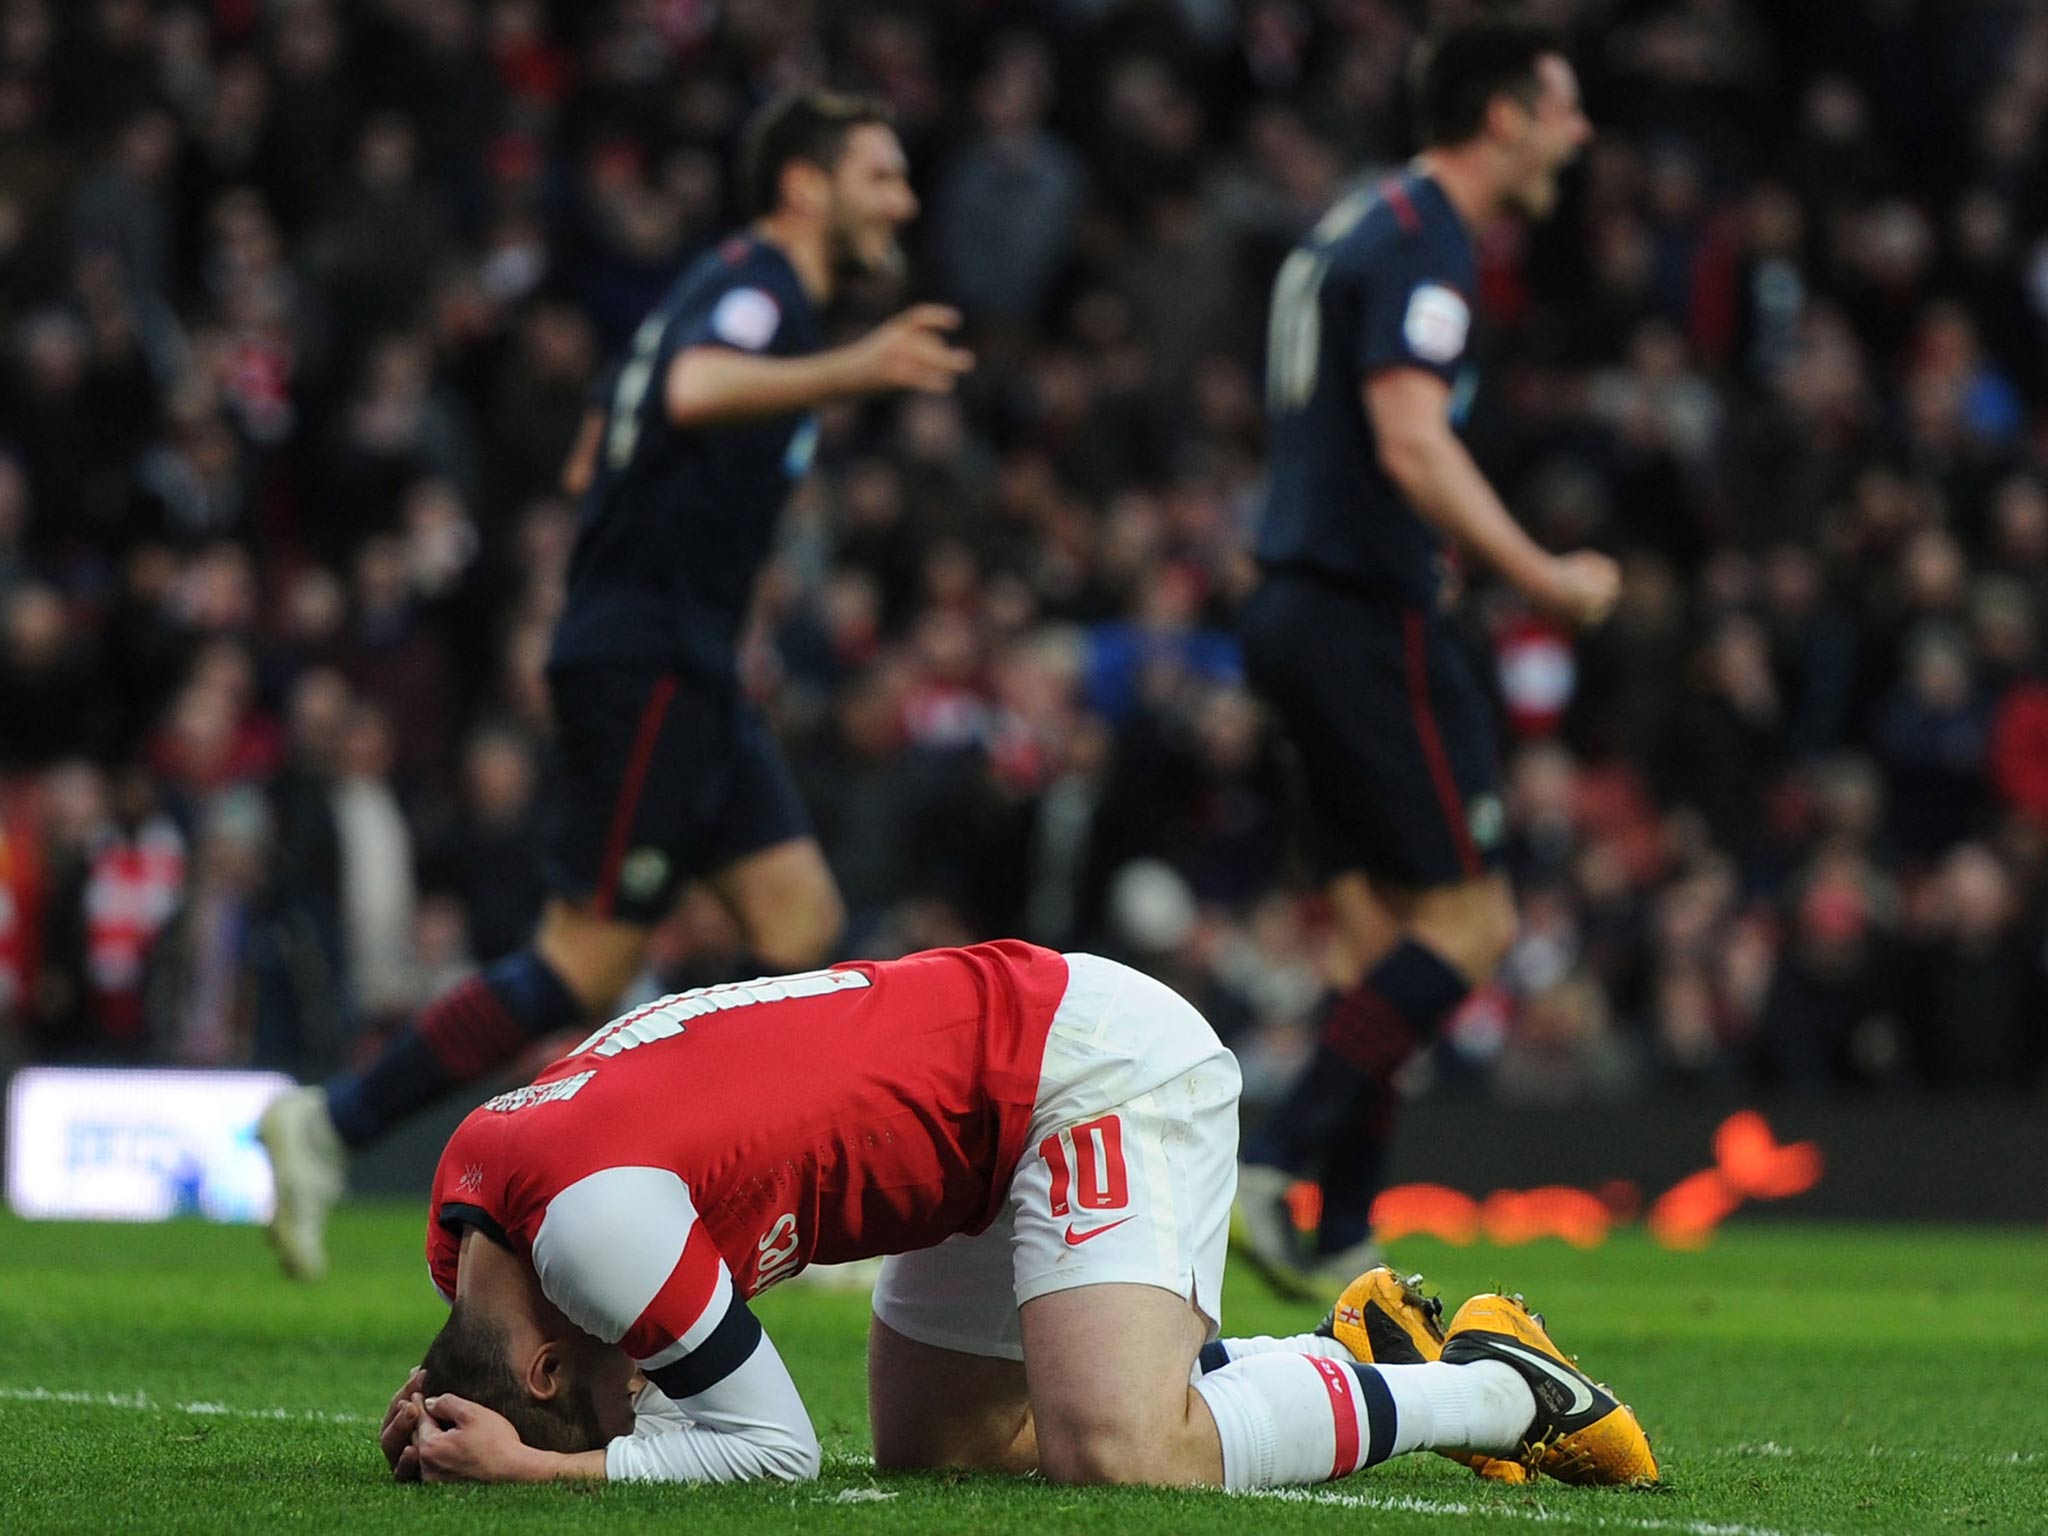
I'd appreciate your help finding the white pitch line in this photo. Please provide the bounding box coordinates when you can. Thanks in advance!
[0,1385,371,1426]
[1235,1486,1821,1536]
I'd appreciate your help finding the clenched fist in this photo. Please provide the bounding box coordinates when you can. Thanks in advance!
[1530,550,1622,627]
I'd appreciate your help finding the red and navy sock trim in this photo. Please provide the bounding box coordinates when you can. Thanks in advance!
[324,951,582,1149]
[418,975,531,1082]
[1350,1361,1398,1468]
[1305,1354,1360,1478]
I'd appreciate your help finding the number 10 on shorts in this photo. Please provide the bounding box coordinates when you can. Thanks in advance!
[1039,1114,1129,1217]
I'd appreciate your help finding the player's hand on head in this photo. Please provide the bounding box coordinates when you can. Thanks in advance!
[1537,550,1622,628]
[380,1367,428,1479]
[855,304,974,395]
[411,1393,538,1484]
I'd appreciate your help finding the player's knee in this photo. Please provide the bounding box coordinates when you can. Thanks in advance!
[535,905,646,1013]
[870,1434,924,1474]
[1036,1432,1138,1486]
[869,1431,974,1475]
[1416,880,1517,982]
[1034,1411,1195,1487]
[747,885,844,972]
[779,1436,823,1482]
[868,1407,935,1473]
[872,1413,1028,1475]
[1463,883,1517,976]
[1036,1435,1179,1487]
[544,947,637,1016]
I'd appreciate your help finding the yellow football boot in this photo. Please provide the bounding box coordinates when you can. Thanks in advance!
[1441,1291,1659,1487]
[1317,1266,1532,1486]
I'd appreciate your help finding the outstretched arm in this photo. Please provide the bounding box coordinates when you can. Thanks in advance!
[665,304,971,427]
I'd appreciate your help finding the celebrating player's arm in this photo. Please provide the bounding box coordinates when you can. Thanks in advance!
[1367,368,1618,626]
[557,302,969,494]
[666,302,972,425]
[256,92,975,1290]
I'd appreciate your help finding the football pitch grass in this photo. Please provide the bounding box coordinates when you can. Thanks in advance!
[2,1210,2042,1535]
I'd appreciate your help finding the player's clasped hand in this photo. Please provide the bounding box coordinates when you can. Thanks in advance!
[854,304,974,394]
[410,1393,541,1483]
[379,1366,427,1482]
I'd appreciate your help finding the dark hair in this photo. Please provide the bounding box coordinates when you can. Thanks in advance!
[419,1301,604,1455]
[739,89,895,216]
[1413,19,1566,147]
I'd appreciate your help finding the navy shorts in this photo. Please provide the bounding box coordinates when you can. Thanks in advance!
[1241,573,1503,889]
[540,664,812,924]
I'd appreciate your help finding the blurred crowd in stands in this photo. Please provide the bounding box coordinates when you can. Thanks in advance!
[2,0,2045,1102]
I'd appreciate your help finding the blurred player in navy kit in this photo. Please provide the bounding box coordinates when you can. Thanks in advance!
[1234,22,1617,1292]
[259,90,973,1279]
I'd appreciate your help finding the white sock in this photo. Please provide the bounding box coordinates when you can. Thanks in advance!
[1191,1352,1389,1488]
[1191,1354,1537,1488]
[1369,1360,1534,1457]
[1196,1333,1356,1376]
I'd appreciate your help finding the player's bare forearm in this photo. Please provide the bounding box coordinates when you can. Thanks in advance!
[1364,367,1617,625]
[665,304,970,426]
[1380,425,1551,596]
[664,345,864,427]
[525,1449,609,1481]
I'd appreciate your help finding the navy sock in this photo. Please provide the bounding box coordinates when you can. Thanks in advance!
[1242,940,1469,1225]
[325,950,583,1149]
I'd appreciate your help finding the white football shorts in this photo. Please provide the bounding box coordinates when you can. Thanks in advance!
[871,951,1241,1360]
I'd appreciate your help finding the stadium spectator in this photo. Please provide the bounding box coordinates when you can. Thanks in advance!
[332,702,418,1027]
[0,0,2043,1117]
[420,723,546,968]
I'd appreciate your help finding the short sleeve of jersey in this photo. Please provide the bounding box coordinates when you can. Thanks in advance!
[530,1165,765,1401]
[676,278,789,356]
[1359,236,1472,384]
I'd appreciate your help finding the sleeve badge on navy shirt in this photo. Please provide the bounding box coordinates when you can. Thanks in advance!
[1403,283,1470,364]
[711,286,781,351]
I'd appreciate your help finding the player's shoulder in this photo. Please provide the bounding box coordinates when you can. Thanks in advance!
[1320,172,1468,271]
[432,1078,596,1213]
[669,233,810,348]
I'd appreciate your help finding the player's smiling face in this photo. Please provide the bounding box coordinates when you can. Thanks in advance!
[1503,54,1591,219]
[827,123,918,277]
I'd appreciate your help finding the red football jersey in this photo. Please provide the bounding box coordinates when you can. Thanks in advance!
[425,941,1067,1400]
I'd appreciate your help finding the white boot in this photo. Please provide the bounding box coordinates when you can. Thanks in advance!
[257,1087,347,1281]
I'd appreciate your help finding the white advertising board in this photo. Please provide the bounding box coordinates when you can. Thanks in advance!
[5,1067,291,1223]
